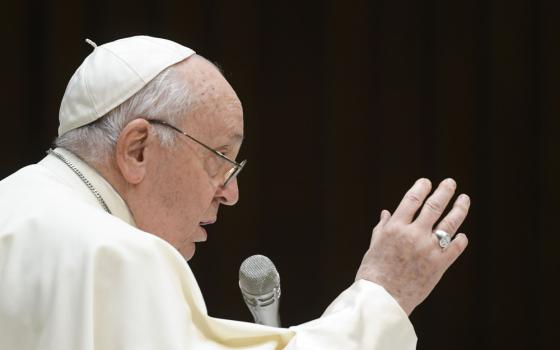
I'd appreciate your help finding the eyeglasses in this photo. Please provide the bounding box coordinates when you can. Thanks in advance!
[147,119,246,187]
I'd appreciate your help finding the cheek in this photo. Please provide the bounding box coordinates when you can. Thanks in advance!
[146,154,217,251]
[160,164,215,226]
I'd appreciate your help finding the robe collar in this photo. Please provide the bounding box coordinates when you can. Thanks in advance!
[41,147,136,227]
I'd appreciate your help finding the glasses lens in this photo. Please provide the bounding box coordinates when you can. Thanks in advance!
[223,160,246,187]
[223,167,236,186]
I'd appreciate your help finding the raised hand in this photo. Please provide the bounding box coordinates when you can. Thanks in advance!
[356,178,470,315]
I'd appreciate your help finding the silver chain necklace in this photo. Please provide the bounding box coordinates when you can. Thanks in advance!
[47,149,112,214]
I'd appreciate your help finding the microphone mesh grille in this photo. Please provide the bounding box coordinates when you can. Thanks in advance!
[239,255,280,295]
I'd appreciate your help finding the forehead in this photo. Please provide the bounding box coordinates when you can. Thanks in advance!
[177,56,244,144]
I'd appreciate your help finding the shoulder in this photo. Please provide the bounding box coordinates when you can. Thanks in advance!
[0,167,190,306]
[0,163,182,269]
[0,167,196,346]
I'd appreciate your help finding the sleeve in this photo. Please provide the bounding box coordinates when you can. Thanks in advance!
[88,234,416,350]
[285,280,417,349]
[89,234,292,350]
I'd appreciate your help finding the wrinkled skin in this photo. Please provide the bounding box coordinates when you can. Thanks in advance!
[356,178,470,315]
[98,55,244,261]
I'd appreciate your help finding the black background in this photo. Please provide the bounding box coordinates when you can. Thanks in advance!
[2,1,559,349]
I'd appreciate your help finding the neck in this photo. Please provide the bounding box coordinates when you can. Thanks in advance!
[90,157,132,209]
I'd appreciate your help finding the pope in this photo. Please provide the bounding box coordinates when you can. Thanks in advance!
[0,36,470,349]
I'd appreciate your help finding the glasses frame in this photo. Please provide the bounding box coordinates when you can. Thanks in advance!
[146,119,246,187]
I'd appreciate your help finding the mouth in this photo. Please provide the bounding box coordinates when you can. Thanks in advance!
[196,220,216,242]
[199,219,216,226]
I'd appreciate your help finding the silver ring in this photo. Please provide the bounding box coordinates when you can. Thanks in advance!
[433,230,451,249]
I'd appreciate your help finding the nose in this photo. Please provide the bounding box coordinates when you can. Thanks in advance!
[216,177,239,206]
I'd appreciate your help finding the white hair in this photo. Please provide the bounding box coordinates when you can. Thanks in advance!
[54,62,192,164]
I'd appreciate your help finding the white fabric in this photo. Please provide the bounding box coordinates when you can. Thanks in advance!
[0,149,417,349]
[58,36,195,136]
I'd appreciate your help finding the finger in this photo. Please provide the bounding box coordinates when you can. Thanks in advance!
[443,233,468,266]
[380,209,391,223]
[391,178,432,224]
[434,194,470,237]
[369,210,391,247]
[415,178,456,228]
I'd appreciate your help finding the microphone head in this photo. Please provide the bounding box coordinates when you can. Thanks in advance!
[239,255,280,295]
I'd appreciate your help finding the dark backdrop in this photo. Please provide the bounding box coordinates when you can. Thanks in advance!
[2,1,559,349]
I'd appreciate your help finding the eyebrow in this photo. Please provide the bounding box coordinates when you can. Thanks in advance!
[229,133,245,143]
[216,134,244,151]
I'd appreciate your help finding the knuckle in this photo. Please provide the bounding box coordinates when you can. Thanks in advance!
[425,199,444,215]
[442,216,460,233]
[397,231,418,248]
[384,223,416,242]
[405,192,423,206]
[449,217,461,232]
[383,222,400,235]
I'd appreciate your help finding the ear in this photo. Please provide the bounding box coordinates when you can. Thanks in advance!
[115,118,155,185]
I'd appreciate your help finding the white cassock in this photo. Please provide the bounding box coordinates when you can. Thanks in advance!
[0,148,417,349]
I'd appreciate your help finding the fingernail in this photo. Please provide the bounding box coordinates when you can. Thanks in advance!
[459,194,470,203]
[445,178,456,188]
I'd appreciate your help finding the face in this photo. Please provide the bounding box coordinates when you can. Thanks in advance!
[132,56,244,260]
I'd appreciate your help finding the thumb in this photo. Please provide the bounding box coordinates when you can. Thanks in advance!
[380,209,391,224]
[370,209,391,246]
[374,209,391,229]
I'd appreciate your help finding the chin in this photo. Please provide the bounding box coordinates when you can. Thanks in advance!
[178,243,196,261]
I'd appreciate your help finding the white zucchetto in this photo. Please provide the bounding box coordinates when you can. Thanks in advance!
[58,35,195,136]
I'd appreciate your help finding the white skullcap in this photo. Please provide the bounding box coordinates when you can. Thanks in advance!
[58,35,196,136]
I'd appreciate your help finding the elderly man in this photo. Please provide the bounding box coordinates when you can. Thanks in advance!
[0,36,470,349]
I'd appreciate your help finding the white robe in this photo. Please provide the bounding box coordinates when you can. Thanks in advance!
[0,148,417,349]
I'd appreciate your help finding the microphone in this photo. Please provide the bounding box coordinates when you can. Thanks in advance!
[239,255,281,327]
